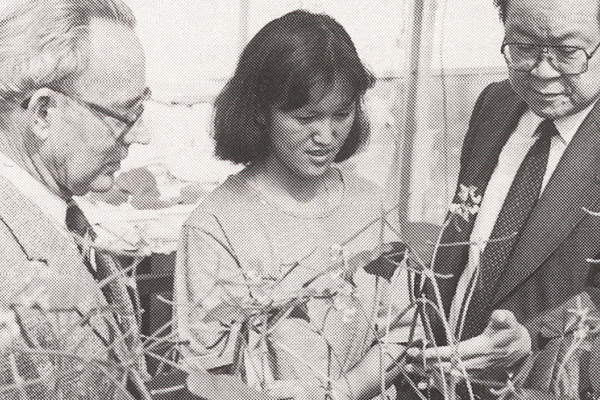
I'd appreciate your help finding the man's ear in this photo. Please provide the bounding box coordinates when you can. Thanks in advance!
[27,88,58,141]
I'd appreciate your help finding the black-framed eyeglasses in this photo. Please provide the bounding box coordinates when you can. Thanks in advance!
[501,42,600,75]
[22,87,152,141]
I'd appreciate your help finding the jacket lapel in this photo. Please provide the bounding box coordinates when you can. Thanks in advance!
[0,176,107,308]
[432,84,527,314]
[493,102,600,306]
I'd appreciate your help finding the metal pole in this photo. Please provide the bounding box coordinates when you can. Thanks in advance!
[392,0,437,232]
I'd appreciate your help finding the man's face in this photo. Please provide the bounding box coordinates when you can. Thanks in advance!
[42,19,148,196]
[505,0,600,119]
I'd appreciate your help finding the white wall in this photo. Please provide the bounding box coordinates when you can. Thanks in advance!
[123,0,505,101]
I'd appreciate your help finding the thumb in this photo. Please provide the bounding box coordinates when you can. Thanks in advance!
[486,309,516,332]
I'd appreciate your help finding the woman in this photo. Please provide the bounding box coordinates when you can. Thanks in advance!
[175,10,407,400]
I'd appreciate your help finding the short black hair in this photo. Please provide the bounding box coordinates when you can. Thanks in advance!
[213,10,375,165]
[494,0,600,23]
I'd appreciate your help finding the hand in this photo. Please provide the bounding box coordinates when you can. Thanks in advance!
[414,310,532,372]
[267,381,346,400]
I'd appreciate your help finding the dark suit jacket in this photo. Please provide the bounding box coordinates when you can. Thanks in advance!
[401,79,600,398]
[423,80,600,346]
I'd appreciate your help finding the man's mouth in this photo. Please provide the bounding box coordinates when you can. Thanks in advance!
[532,90,565,97]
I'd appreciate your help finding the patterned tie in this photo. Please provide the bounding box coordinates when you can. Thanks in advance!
[65,199,146,373]
[460,119,559,340]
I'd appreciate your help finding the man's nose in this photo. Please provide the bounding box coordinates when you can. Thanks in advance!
[529,53,562,79]
[312,117,336,144]
[122,117,150,145]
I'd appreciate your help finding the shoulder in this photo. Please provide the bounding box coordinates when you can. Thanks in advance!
[0,175,42,224]
[341,168,381,197]
[184,173,258,230]
[339,168,383,211]
[471,79,520,117]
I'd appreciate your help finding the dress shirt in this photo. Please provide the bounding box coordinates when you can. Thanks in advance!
[449,101,597,332]
[0,151,72,241]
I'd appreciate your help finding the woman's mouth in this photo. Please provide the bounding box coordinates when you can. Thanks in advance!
[306,149,333,157]
[305,149,335,165]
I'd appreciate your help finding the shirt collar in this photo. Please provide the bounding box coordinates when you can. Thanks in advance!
[524,100,598,146]
[0,151,68,228]
[552,100,597,146]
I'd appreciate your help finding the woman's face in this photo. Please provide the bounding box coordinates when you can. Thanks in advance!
[267,79,356,179]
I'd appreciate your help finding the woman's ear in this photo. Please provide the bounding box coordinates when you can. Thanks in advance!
[27,88,57,141]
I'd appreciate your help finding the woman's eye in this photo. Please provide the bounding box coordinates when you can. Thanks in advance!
[334,111,352,119]
[296,115,317,123]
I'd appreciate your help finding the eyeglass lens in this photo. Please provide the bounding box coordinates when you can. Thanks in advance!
[503,44,588,74]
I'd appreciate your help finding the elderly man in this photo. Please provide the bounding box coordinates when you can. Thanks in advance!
[0,0,152,398]
[415,0,600,398]
[0,1,271,400]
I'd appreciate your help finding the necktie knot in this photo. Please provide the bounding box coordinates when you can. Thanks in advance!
[65,199,97,241]
[536,119,560,140]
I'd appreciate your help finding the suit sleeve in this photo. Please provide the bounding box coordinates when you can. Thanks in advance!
[457,82,495,183]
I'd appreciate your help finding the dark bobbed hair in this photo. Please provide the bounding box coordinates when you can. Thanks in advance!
[213,10,375,165]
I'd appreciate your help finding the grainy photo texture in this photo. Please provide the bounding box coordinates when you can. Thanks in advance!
[0,0,599,399]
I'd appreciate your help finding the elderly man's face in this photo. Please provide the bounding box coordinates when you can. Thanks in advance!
[42,18,148,195]
[505,0,600,119]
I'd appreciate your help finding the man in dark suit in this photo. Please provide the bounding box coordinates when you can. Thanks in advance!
[419,0,600,396]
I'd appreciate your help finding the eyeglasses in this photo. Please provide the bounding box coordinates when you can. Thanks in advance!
[501,42,600,75]
[22,87,152,141]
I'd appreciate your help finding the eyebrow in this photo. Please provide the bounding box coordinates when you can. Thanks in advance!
[299,99,356,114]
[508,26,582,44]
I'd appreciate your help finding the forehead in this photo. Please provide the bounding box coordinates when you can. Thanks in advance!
[72,18,146,110]
[300,78,356,110]
[505,0,600,43]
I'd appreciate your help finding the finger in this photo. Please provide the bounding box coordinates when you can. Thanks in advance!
[422,336,491,361]
[421,344,454,361]
[407,360,454,374]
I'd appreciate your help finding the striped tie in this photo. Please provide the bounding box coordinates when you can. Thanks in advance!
[65,199,146,373]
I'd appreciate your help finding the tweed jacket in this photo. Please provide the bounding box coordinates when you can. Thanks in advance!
[0,175,132,400]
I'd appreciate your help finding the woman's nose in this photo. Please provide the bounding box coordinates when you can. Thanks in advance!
[312,117,336,144]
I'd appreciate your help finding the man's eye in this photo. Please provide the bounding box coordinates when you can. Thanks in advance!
[514,44,537,54]
[557,47,580,59]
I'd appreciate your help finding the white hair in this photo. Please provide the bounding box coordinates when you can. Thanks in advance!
[0,0,136,100]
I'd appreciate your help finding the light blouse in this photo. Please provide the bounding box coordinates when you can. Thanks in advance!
[175,168,406,390]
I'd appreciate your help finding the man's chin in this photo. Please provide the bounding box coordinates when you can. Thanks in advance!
[87,174,116,194]
[526,96,575,119]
